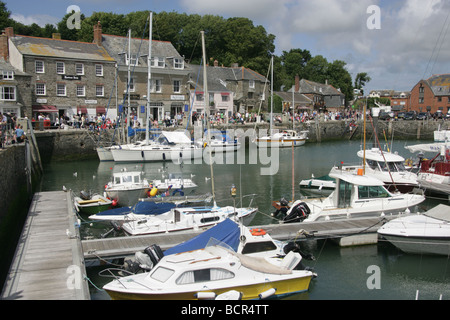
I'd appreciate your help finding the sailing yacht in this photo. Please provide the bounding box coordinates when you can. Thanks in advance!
[254,57,308,148]
[107,13,202,163]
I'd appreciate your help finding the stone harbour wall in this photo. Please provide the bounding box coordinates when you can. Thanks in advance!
[31,119,449,162]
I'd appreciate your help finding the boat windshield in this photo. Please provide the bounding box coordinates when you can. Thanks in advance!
[150,266,175,283]
[358,185,390,199]
[378,161,406,172]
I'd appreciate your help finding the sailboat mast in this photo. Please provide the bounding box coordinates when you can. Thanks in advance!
[201,31,216,203]
[127,29,131,144]
[145,12,153,145]
[270,56,273,135]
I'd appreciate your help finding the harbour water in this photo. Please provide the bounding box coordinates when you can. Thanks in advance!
[37,139,450,300]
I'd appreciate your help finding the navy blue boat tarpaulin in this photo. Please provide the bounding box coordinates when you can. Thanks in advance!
[163,218,241,256]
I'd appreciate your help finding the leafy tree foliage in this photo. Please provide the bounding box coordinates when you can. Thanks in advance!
[1,1,364,105]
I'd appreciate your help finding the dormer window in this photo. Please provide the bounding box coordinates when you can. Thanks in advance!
[2,71,14,80]
[152,57,165,68]
[173,58,184,69]
[126,54,138,66]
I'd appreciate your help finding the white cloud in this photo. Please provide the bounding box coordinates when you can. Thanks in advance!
[11,13,59,27]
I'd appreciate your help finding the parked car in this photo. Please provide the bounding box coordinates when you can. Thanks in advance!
[379,112,392,120]
[416,112,429,120]
[396,112,406,120]
[434,111,444,119]
[404,111,416,120]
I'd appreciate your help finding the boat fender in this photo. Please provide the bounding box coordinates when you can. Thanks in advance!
[195,292,216,299]
[141,150,144,158]
[149,187,158,197]
[259,288,276,299]
[112,199,118,207]
[250,228,266,236]
[239,235,246,243]
[162,153,166,161]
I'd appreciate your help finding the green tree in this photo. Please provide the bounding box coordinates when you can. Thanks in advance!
[354,72,371,95]
[280,48,312,89]
[326,60,354,104]
[0,1,13,33]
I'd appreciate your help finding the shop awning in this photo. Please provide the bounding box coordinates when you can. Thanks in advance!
[77,106,88,114]
[32,105,58,113]
[96,106,106,114]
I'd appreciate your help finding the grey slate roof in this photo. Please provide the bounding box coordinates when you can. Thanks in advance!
[101,34,184,69]
[294,79,344,96]
[10,35,115,62]
[275,91,312,104]
[425,74,450,96]
[188,64,234,93]
[0,58,30,76]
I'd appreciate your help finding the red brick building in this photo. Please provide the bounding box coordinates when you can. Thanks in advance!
[410,74,450,113]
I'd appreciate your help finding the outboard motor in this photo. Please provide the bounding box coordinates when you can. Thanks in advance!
[283,202,311,223]
[143,244,164,266]
[283,241,315,271]
[80,190,91,200]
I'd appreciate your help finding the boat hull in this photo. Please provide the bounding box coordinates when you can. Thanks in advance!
[105,273,313,300]
[111,146,202,162]
[106,188,150,207]
[379,234,450,256]
[96,147,114,161]
[255,138,306,148]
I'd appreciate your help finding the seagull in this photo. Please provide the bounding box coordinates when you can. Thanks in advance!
[191,174,195,178]
[73,172,77,177]
[92,175,96,180]
[205,177,211,181]
[62,185,67,192]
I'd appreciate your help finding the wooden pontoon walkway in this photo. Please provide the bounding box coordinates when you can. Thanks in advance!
[82,215,396,261]
[1,191,90,300]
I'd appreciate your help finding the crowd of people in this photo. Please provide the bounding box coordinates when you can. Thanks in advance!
[0,112,27,148]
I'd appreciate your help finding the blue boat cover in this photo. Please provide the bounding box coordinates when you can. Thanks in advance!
[94,201,175,217]
[163,218,241,256]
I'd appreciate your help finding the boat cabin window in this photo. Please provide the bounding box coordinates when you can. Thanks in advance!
[358,185,389,199]
[241,241,277,254]
[338,180,352,208]
[176,268,234,285]
[122,175,133,183]
[114,176,121,184]
[366,160,378,170]
[133,175,140,183]
[379,161,399,172]
[150,266,175,283]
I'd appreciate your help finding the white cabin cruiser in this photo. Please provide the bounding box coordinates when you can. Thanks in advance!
[104,171,150,207]
[255,130,308,148]
[330,148,419,193]
[284,172,425,223]
[378,204,450,256]
[120,205,257,236]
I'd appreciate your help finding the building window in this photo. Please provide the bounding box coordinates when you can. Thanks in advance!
[152,79,162,93]
[173,80,181,93]
[152,57,165,68]
[2,71,14,80]
[76,63,84,75]
[96,85,104,97]
[127,78,135,92]
[56,83,66,96]
[35,60,45,73]
[95,64,103,76]
[173,58,184,69]
[35,83,46,95]
[126,54,138,66]
[56,62,65,74]
[0,86,16,101]
[249,79,255,89]
[221,94,230,102]
[419,98,424,104]
[419,86,424,93]
[196,93,204,101]
[76,85,85,97]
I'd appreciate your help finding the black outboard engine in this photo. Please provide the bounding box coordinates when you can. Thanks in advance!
[80,190,91,200]
[144,244,165,266]
[283,202,311,223]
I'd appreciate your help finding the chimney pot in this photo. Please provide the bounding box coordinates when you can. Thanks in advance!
[93,21,102,46]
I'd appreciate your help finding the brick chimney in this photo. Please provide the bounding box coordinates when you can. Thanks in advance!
[93,21,102,46]
[0,28,13,61]
[295,75,300,92]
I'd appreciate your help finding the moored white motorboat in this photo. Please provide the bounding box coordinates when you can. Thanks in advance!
[378,204,450,256]
[405,142,450,196]
[104,171,150,207]
[330,148,419,193]
[282,171,425,223]
[110,131,202,163]
[255,130,308,148]
[103,239,314,300]
[120,205,256,236]
[151,172,197,191]
[196,129,241,153]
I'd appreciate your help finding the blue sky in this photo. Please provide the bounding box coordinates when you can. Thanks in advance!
[4,0,450,94]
